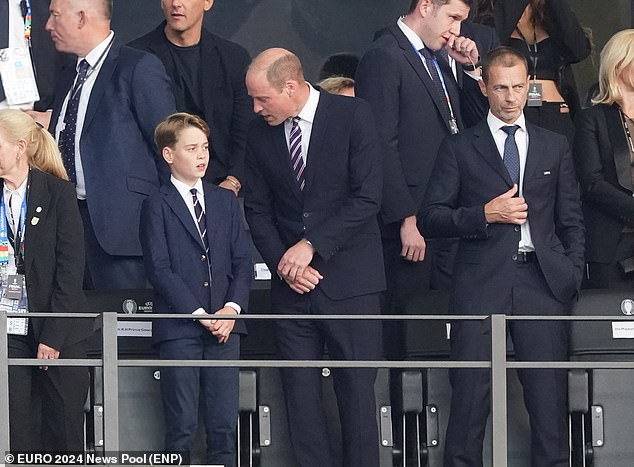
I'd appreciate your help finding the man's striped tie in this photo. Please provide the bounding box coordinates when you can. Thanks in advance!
[190,188,209,253]
[289,117,306,191]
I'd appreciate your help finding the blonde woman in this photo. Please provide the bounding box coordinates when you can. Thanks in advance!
[574,29,634,289]
[0,109,91,451]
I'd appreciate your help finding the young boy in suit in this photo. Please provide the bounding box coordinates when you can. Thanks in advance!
[140,112,252,466]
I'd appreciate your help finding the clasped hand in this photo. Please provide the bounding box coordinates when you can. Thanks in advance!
[484,185,528,225]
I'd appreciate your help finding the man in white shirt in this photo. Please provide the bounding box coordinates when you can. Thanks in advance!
[422,46,585,467]
[46,0,176,289]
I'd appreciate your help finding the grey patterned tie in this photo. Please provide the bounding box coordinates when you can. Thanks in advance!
[502,125,521,185]
[191,188,209,254]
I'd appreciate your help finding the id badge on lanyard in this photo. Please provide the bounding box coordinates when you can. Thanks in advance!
[0,192,29,335]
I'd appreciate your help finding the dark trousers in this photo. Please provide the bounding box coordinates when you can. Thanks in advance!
[9,330,89,452]
[524,102,575,146]
[444,260,570,467]
[273,288,382,467]
[382,236,456,360]
[159,333,240,466]
[78,200,147,289]
[585,231,634,289]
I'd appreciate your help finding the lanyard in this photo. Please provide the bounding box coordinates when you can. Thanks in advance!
[514,26,538,81]
[70,34,115,100]
[0,179,28,268]
[415,46,459,133]
[19,0,31,45]
[619,109,634,153]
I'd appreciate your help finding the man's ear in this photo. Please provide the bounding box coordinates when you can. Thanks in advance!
[162,147,173,164]
[478,79,488,97]
[419,0,433,17]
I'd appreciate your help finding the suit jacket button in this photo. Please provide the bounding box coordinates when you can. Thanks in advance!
[303,212,310,218]
[201,254,206,261]
[514,226,520,232]
[512,254,518,261]
[203,281,209,287]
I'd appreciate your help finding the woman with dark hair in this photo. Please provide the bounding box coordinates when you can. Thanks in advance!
[0,109,92,451]
[481,0,591,143]
[574,29,634,289]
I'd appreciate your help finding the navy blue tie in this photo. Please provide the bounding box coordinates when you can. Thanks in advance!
[59,60,90,183]
[191,188,209,254]
[502,125,521,185]
[0,0,9,102]
[419,47,452,125]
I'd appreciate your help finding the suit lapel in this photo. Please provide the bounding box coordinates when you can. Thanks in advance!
[472,121,513,185]
[203,185,221,268]
[271,124,304,202]
[303,91,330,194]
[524,123,543,183]
[161,184,205,250]
[49,66,75,132]
[23,170,51,273]
[82,44,118,133]
[390,26,460,132]
[605,105,634,191]
[199,30,224,123]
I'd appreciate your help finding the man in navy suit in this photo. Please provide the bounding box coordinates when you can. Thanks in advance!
[46,0,176,289]
[140,113,252,465]
[244,48,385,467]
[422,47,585,467]
[129,0,252,193]
[355,0,479,366]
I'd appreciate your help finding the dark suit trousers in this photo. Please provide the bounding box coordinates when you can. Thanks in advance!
[273,287,382,467]
[9,330,89,452]
[444,260,570,467]
[78,201,147,289]
[159,333,240,466]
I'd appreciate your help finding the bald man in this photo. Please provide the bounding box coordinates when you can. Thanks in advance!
[47,0,176,289]
[244,49,385,467]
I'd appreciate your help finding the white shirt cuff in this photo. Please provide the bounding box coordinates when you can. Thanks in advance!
[225,302,241,314]
[192,308,207,317]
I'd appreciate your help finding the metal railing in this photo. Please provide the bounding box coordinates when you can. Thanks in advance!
[1,311,634,467]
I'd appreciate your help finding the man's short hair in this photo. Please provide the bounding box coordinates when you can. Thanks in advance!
[266,53,304,90]
[480,46,529,84]
[154,113,210,151]
[407,0,473,15]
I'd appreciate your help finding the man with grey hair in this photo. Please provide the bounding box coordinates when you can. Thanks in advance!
[244,48,385,467]
[47,0,176,289]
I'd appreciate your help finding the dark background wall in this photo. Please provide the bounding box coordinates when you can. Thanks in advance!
[112,0,631,99]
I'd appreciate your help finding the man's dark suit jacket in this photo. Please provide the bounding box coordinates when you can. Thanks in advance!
[574,103,634,265]
[49,45,176,257]
[244,91,385,303]
[422,119,585,308]
[19,168,92,350]
[129,23,252,185]
[355,25,463,236]
[140,181,252,344]
[0,0,73,110]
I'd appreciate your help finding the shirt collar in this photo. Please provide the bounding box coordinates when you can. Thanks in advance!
[3,176,28,200]
[293,83,320,125]
[170,175,204,200]
[397,17,425,52]
[487,111,527,135]
[78,31,115,69]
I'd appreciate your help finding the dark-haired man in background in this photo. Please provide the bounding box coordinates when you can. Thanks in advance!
[129,0,252,195]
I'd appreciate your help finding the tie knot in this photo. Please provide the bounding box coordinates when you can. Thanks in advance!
[502,125,520,136]
[291,117,300,127]
[419,47,436,61]
[78,59,90,75]
[190,188,198,198]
